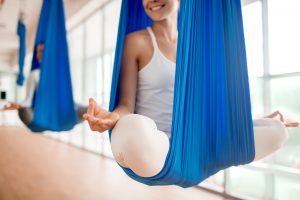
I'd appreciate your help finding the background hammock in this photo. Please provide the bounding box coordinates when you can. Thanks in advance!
[16,20,26,86]
[27,0,77,132]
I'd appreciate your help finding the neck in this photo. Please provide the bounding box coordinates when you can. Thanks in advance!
[151,13,178,42]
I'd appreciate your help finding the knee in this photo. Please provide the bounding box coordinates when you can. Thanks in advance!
[110,114,157,162]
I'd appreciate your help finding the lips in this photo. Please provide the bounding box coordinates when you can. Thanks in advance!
[150,4,166,12]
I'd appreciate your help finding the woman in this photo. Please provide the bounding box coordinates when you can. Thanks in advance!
[84,0,299,177]
[2,43,87,126]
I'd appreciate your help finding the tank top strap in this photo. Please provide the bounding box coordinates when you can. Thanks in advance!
[147,27,159,50]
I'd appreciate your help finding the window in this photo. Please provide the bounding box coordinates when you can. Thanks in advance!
[103,0,121,53]
[269,0,300,75]
[270,75,300,119]
[243,1,265,117]
[243,1,264,78]
[69,25,84,104]
[85,12,102,59]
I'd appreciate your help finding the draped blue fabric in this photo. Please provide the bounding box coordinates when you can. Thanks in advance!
[28,0,77,132]
[109,0,255,187]
[16,20,26,86]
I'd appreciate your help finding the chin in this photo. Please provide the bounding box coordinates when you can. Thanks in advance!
[149,15,168,22]
[147,11,173,22]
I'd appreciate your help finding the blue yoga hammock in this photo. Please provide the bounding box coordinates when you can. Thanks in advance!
[109,0,255,187]
[16,20,26,86]
[27,0,77,132]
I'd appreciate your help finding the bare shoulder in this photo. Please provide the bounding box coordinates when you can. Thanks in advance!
[124,29,151,55]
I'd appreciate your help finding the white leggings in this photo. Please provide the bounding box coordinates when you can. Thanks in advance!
[111,114,288,177]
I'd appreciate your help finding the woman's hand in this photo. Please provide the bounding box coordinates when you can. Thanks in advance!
[265,110,300,127]
[1,102,22,111]
[83,98,120,133]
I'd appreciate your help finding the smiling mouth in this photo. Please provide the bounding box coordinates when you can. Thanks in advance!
[150,4,166,12]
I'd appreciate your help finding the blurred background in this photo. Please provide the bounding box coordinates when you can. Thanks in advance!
[0,0,299,199]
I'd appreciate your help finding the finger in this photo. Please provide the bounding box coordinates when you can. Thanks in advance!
[86,98,95,115]
[278,113,284,122]
[94,105,104,116]
[90,98,97,105]
[83,113,93,120]
[91,98,102,117]
[90,98,98,116]
[286,122,300,127]
[85,115,99,123]
[96,106,109,117]
[86,103,93,115]
[83,113,90,120]
[270,111,277,118]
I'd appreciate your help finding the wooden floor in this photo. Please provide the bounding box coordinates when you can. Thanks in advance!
[0,126,228,200]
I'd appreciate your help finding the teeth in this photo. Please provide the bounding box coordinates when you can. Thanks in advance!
[151,5,163,11]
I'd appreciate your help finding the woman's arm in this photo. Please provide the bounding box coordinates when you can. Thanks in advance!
[111,34,140,117]
[84,33,143,132]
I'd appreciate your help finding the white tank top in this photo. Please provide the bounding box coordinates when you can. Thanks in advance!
[134,27,176,136]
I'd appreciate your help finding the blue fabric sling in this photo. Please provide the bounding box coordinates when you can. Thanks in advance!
[109,0,255,187]
[27,0,77,132]
[16,20,26,86]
